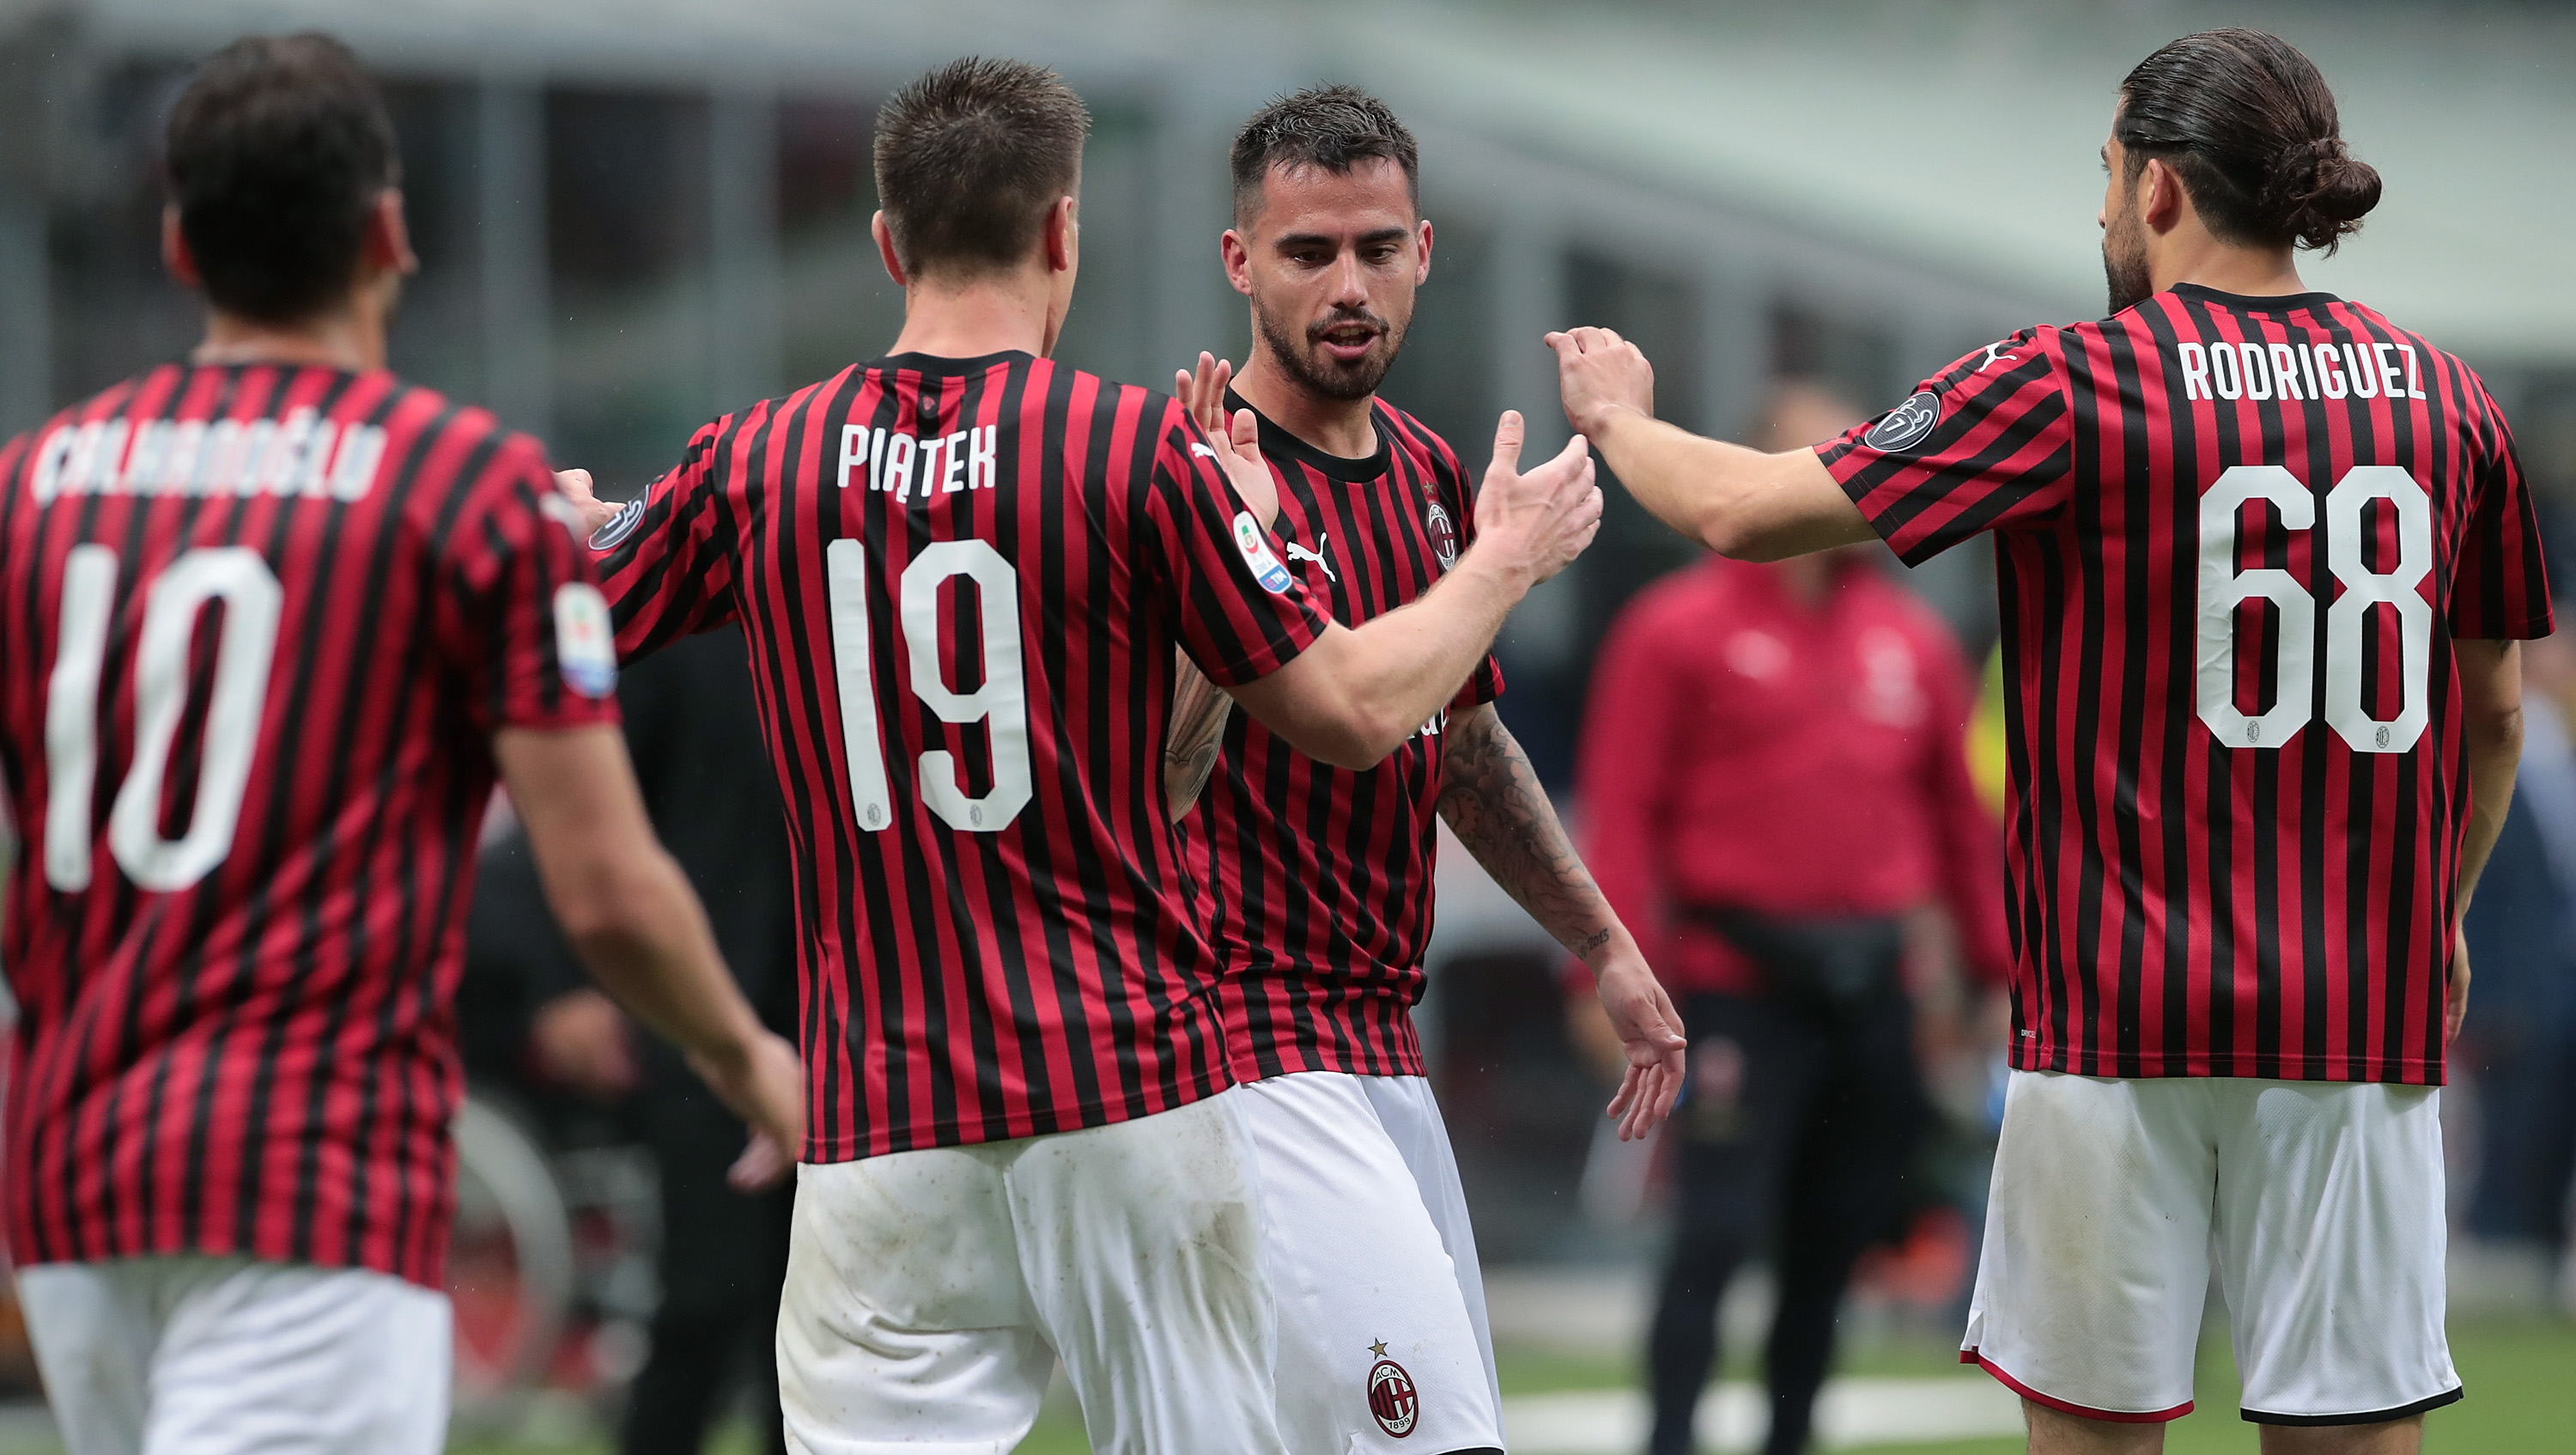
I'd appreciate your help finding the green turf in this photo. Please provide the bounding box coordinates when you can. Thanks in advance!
[425,1318,2576,1452]
[982,1318,2576,1455]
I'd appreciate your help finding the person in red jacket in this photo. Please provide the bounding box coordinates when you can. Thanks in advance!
[1569,381,2008,1455]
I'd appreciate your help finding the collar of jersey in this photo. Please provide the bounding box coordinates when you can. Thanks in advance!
[871,349,1035,376]
[2167,282,2343,315]
[1224,388,1392,483]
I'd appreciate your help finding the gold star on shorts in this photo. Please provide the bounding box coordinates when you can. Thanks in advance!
[1369,1339,1389,1358]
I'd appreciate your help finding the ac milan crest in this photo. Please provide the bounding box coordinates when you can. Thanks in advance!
[1367,1355,1419,1438]
[1424,501,1458,569]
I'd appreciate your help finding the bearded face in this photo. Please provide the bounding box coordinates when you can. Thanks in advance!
[1251,291,1409,402]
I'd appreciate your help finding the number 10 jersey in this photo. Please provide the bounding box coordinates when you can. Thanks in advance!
[0,363,618,1286]
[593,350,1328,1161]
[1822,284,2551,1085]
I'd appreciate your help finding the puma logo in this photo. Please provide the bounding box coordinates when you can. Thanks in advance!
[1284,531,1336,582]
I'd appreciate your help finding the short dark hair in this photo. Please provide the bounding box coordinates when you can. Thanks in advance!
[1230,84,1419,228]
[873,58,1089,281]
[165,33,400,324]
[2115,28,2380,254]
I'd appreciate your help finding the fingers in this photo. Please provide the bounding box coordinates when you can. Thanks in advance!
[727,1133,793,1191]
[554,467,596,502]
[1488,409,1526,478]
[1544,327,1627,355]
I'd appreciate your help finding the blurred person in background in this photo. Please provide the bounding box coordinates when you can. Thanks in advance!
[0,35,799,1455]
[468,625,797,1455]
[1568,380,2009,1455]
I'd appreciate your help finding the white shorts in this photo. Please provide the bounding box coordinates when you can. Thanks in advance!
[775,1088,1285,1455]
[15,1256,452,1455]
[1965,1070,2460,1427]
[1241,1071,1501,1454]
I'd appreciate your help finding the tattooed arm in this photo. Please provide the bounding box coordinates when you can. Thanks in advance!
[1165,653,1236,821]
[1437,701,1686,1137]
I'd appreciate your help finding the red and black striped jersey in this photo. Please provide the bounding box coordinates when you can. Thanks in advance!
[1822,283,2552,1085]
[592,351,1327,1160]
[0,362,617,1288]
[1182,395,1501,1081]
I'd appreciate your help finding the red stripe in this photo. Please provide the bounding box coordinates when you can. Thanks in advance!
[1961,1348,2194,1423]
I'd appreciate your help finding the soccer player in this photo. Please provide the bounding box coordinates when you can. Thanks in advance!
[1157,86,1686,1455]
[1549,27,2545,1455]
[0,35,802,1455]
[555,58,1604,1454]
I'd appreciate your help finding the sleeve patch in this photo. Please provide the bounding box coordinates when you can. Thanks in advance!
[552,582,620,697]
[1233,510,1297,594]
[588,496,647,551]
[1865,392,1943,453]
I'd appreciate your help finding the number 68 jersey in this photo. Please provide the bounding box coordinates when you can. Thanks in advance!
[0,363,619,1287]
[592,351,1328,1162]
[1822,284,2551,1086]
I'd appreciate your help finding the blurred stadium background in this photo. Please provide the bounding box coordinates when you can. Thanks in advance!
[0,0,2572,1450]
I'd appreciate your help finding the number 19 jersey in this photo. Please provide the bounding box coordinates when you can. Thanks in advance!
[1822,284,2551,1085]
[0,363,617,1287]
[593,350,1329,1161]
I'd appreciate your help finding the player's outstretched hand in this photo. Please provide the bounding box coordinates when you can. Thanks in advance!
[1472,410,1600,587]
[1593,954,1687,1141]
[1545,327,1655,440]
[1174,350,1234,440]
[1178,353,1279,527]
[554,468,621,538]
[687,1028,805,1190]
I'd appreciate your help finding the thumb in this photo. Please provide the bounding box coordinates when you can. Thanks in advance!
[554,467,596,502]
[1489,409,1526,478]
[1231,406,1260,455]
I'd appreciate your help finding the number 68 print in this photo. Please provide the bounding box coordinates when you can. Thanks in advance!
[2196,463,2432,754]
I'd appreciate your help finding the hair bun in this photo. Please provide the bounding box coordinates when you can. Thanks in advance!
[2269,134,2381,252]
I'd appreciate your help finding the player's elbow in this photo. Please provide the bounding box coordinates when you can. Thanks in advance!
[2464,697,2524,763]
[1291,712,1406,770]
[547,850,677,965]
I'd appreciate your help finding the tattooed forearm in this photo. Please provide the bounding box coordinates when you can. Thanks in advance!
[1164,650,1236,822]
[1437,703,1627,964]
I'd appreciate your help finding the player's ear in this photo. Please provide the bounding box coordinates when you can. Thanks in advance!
[362,189,420,279]
[1220,229,1254,298]
[161,204,201,289]
[2141,156,2186,234]
[872,212,910,289]
[1042,196,1078,276]
[1414,218,1433,285]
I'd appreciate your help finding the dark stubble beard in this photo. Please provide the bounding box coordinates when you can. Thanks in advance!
[2102,200,2153,315]
[1252,295,1408,403]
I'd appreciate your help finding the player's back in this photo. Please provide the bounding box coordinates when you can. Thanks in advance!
[0,362,611,1283]
[596,350,1325,1161]
[1829,283,2549,1085]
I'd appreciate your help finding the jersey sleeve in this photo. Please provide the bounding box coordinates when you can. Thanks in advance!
[1817,327,2079,566]
[591,412,746,658]
[1427,425,1505,711]
[439,435,624,734]
[1145,405,1331,685]
[2449,394,2555,641]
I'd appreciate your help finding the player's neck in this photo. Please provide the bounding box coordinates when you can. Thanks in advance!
[1231,352,1377,460]
[887,271,1054,362]
[191,300,383,373]
[2152,235,2308,301]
